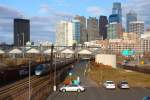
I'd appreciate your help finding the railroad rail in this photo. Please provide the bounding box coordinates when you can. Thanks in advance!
[0,75,49,99]
[0,63,71,100]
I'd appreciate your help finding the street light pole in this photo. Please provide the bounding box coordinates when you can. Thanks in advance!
[50,44,56,91]
[54,53,56,91]
[50,44,54,85]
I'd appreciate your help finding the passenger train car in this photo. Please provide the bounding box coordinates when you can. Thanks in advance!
[35,63,50,76]
[35,58,75,76]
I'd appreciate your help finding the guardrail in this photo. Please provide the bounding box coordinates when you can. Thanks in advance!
[118,64,150,74]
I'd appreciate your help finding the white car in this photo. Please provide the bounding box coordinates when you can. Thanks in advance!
[103,81,116,89]
[59,85,85,92]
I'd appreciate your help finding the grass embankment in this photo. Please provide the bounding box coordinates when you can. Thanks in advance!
[88,62,150,87]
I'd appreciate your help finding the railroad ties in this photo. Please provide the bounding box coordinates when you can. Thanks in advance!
[0,60,74,100]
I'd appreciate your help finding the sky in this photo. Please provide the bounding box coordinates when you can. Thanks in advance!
[0,0,150,44]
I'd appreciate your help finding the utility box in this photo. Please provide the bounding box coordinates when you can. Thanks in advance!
[95,54,116,68]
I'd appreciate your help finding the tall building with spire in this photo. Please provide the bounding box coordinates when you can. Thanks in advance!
[112,2,122,24]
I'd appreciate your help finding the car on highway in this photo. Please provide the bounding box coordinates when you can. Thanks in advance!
[118,81,130,89]
[103,81,116,89]
[143,96,150,100]
[59,85,85,92]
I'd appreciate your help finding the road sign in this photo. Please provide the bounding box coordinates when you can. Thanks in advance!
[121,49,135,56]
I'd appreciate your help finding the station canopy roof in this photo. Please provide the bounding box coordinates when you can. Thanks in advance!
[9,48,22,54]
[43,49,56,54]
[0,49,5,54]
[61,48,75,54]
[78,49,92,55]
[26,48,40,54]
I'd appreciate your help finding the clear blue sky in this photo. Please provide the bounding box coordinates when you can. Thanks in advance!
[0,0,149,44]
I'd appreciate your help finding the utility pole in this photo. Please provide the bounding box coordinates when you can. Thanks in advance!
[54,48,57,91]
[22,32,25,58]
[50,44,54,84]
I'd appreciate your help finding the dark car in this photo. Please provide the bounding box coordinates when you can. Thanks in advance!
[143,96,150,100]
[118,81,130,89]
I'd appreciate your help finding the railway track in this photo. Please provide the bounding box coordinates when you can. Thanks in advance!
[0,75,50,99]
[0,61,73,100]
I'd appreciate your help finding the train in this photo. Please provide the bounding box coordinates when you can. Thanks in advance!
[34,63,50,76]
[35,58,75,76]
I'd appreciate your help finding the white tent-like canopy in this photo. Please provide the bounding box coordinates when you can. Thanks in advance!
[9,48,22,54]
[0,49,5,54]
[44,49,56,54]
[78,49,92,55]
[61,48,75,54]
[26,48,40,54]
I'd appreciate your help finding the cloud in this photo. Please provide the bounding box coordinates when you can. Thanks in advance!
[86,6,102,16]
[0,5,24,19]
[0,5,74,44]
[39,4,53,15]
[0,5,23,44]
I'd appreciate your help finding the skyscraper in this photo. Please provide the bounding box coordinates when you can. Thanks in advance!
[112,2,122,23]
[109,14,120,23]
[99,16,108,40]
[107,22,122,39]
[126,11,137,32]
[129,21,144,36]
[14,18,30,46]
[87,17,99,41]
[56,21,69,46]
[74,15,87,44]
[56,20,80,46]
[72,20,81,44]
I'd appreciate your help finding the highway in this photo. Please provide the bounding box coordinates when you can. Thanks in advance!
[47,61,150,100]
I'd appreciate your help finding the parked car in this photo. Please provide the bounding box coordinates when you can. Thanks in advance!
[103,81,116,89]
[59,85,85,92]
[118,81,130,89]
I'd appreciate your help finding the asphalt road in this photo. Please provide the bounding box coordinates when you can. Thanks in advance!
[47,60,150,100]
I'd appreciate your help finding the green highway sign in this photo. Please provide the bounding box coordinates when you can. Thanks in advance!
[121,49,135,56]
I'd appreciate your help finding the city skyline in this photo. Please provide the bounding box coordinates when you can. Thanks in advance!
[0,0,150,44]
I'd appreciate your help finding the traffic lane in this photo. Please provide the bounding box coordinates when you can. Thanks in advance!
[98,87,150,100]
[47,87,103,100]
[47,87,150,100]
